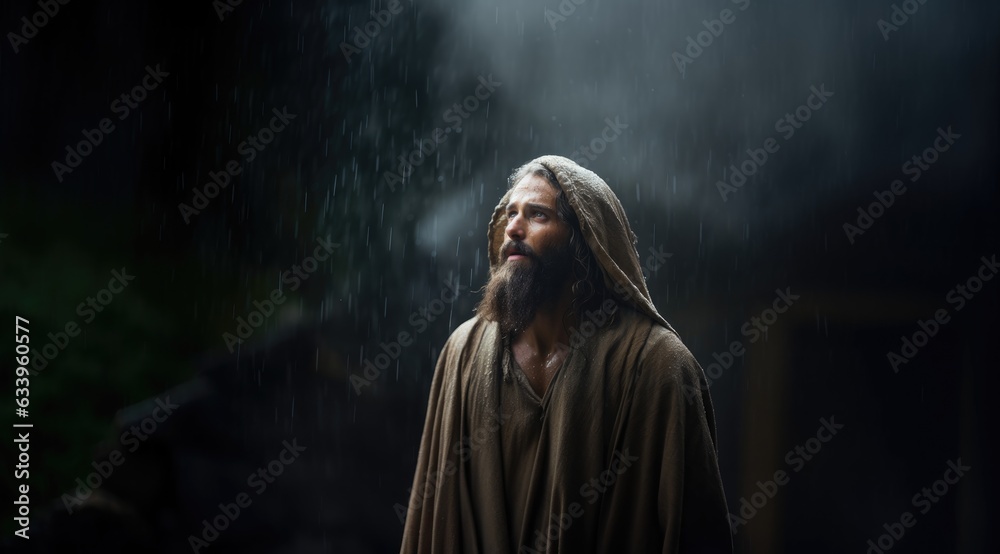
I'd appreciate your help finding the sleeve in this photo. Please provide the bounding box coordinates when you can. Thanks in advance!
[647,329,734,554]
[399,324,468,554]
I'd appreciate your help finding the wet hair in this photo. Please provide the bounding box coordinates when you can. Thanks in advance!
[506,162,618,328]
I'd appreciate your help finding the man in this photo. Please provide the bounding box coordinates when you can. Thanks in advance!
[400,155,732,553]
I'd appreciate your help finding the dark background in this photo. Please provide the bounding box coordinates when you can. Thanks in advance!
[1,0,997,552]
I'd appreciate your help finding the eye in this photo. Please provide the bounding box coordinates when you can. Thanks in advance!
[533,210,547,219]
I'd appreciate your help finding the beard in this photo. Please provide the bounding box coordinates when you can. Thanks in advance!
[475,239,572,336]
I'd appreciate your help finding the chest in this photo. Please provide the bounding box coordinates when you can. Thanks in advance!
[511,340,568,399]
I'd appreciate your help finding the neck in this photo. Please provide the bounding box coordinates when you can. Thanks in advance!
[513,280,576,356]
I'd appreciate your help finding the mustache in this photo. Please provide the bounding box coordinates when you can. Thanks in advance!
[501,241,535,260]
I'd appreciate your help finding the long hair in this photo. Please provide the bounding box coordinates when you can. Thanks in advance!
[506,162,619,329]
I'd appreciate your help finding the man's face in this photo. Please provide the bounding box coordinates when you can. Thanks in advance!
[500,174,572,266]
[477,173,574,335]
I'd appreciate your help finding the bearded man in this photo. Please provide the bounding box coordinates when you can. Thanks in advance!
[400,155,732,553]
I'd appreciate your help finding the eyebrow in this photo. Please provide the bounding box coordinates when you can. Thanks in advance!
[505,202,553,214]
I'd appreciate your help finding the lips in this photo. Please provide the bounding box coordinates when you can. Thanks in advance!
[503,243,531,261]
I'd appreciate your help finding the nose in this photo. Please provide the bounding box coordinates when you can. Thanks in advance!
[505,211,526,242]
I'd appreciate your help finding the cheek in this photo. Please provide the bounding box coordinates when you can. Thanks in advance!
[537,225,571,254]
[551,220,572,243]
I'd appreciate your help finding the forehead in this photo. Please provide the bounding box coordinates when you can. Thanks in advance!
[506,173,559,207]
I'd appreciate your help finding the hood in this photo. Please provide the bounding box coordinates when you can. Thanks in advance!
[487,154,673,331]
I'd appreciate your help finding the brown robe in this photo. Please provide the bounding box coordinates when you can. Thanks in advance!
[400,156,732,553]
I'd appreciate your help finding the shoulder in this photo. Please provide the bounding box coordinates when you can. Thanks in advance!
[443,315,486,348]
[437,315,494,364]
[632,317,705,392]
[641,323,696,364]
[628,320,718,440]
